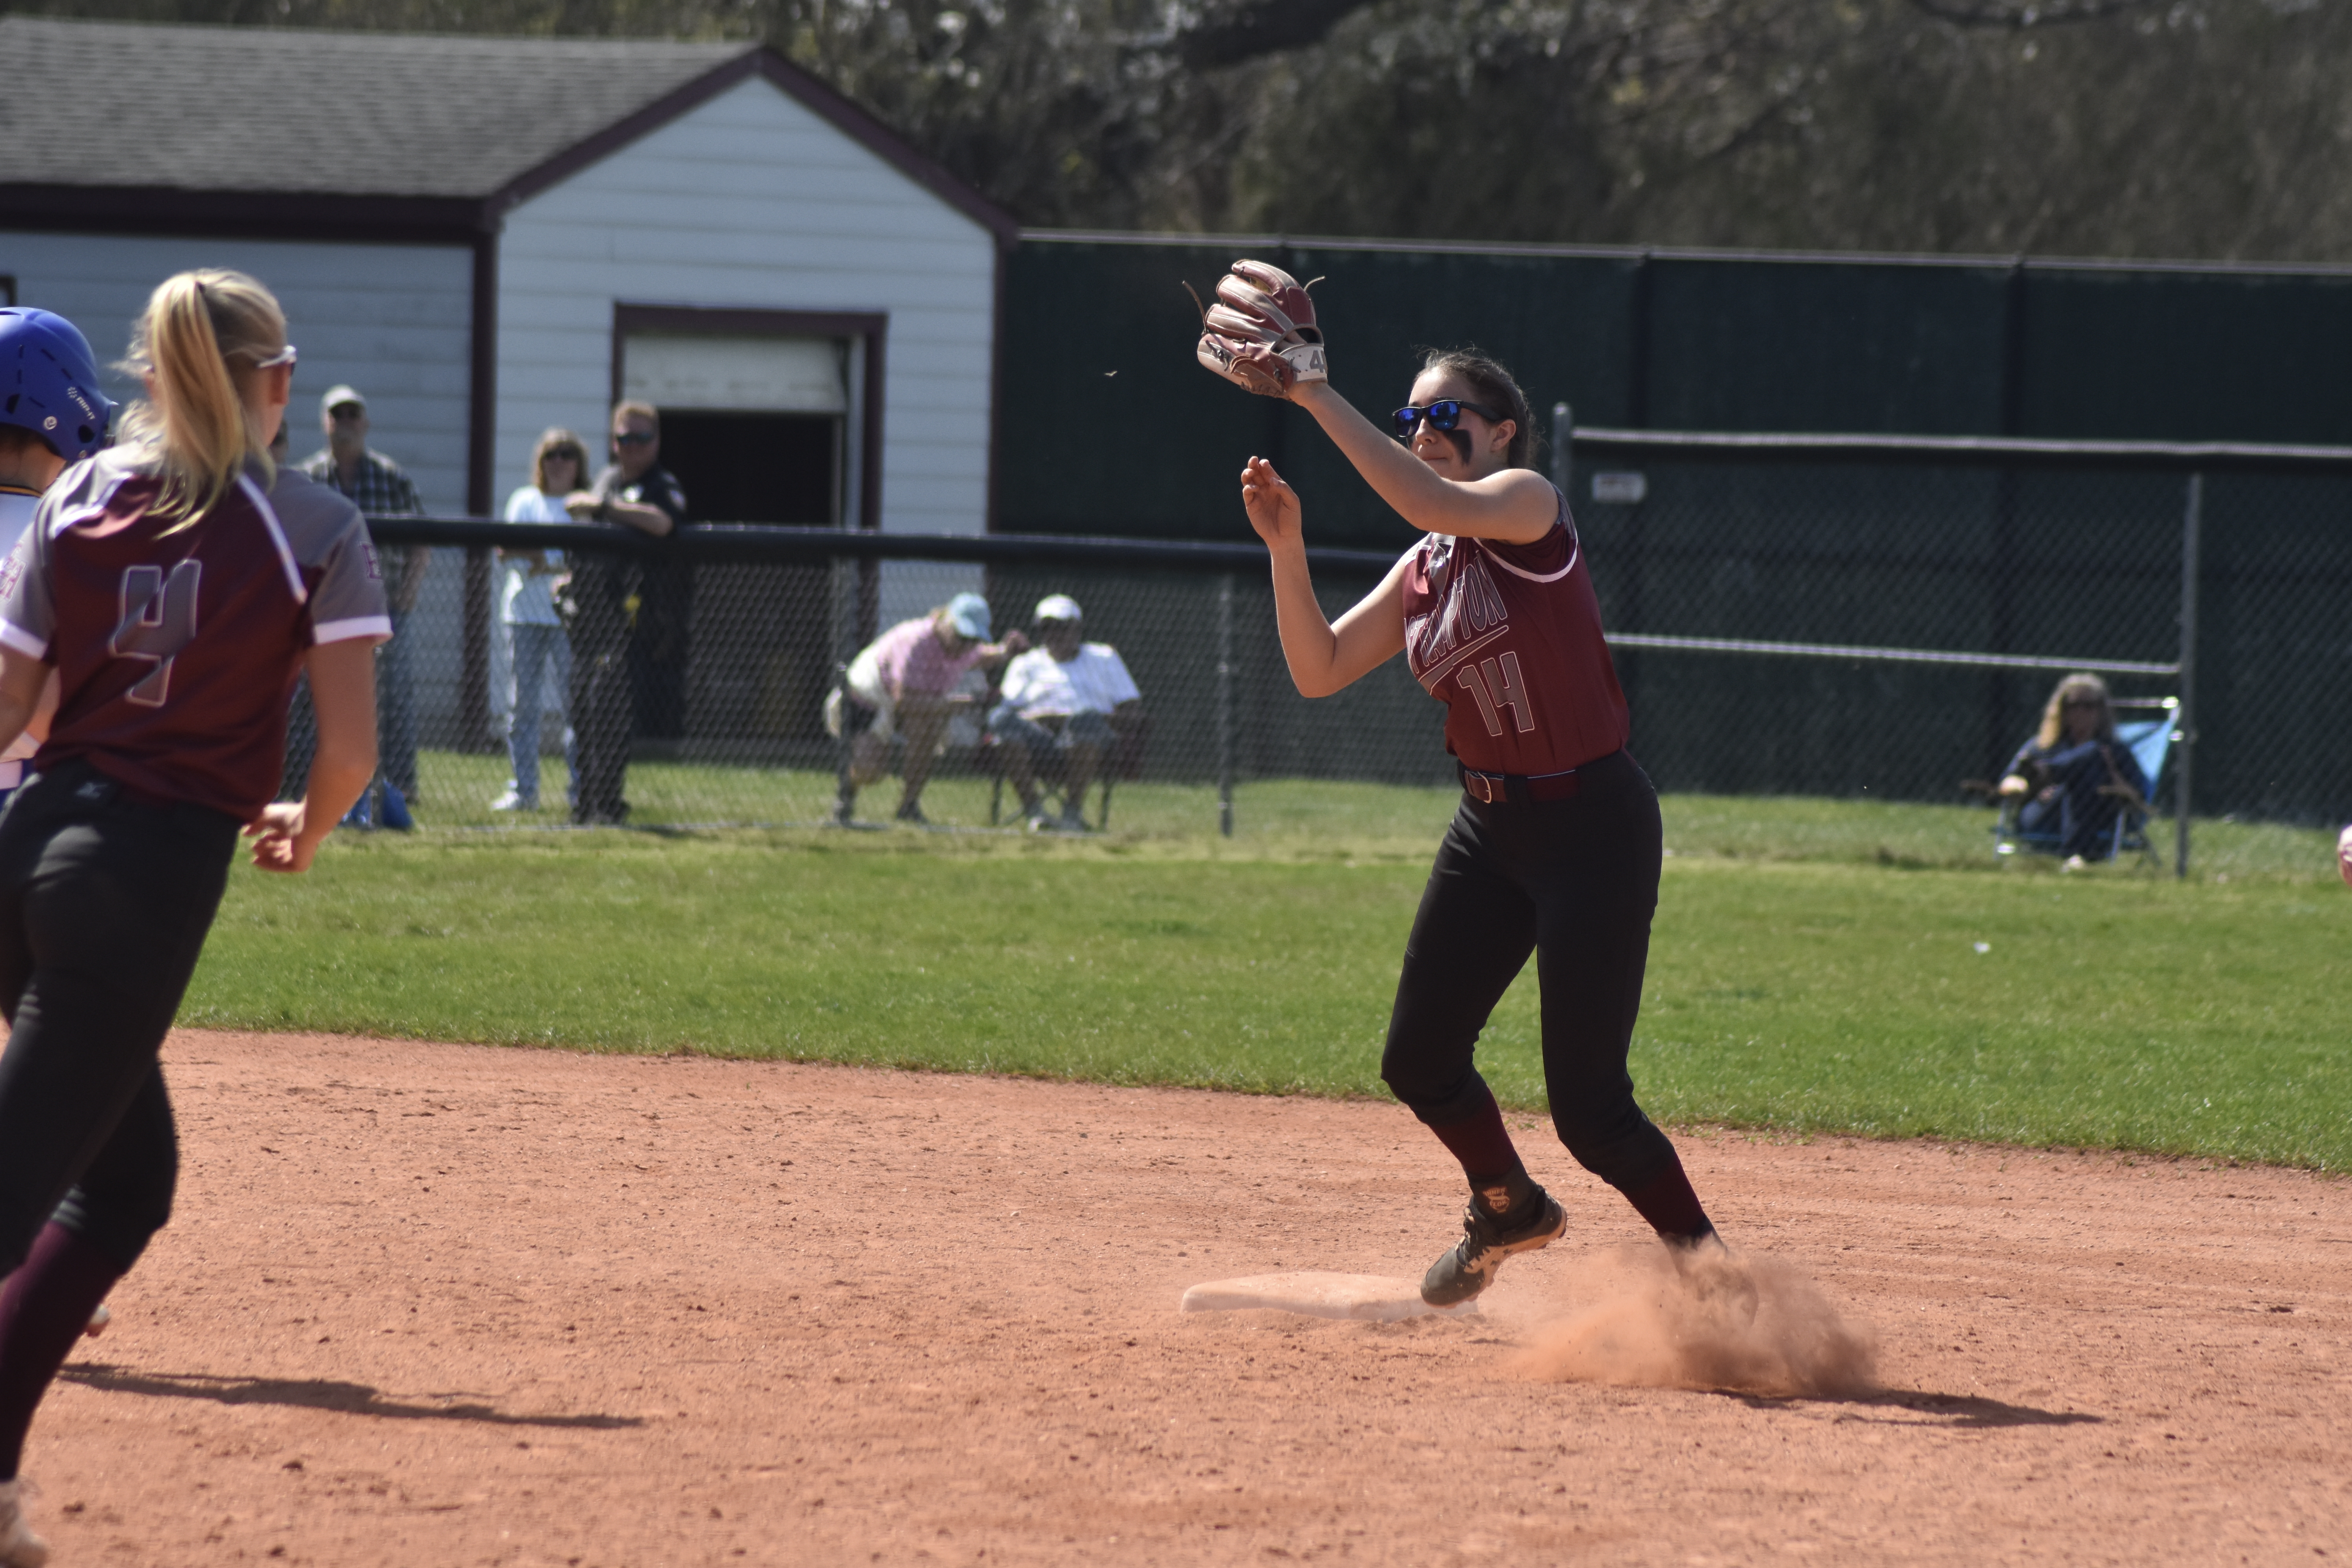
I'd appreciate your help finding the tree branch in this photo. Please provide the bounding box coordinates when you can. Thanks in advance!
[1175,0,1382,70]
[1907,0,2164,28]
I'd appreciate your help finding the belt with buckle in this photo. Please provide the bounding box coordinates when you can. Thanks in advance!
[1459,764,1583,804]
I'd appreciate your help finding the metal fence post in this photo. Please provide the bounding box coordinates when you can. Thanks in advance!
[829,554,856,824]
[2175,472,2202,880]
[1216,572,1235,838]
[1551,402,1573,494]
[461,546,493,751]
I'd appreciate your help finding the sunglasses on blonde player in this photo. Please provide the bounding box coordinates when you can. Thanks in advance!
[1391,399,1508,442]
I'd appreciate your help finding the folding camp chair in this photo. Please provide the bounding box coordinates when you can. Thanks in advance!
[984,714,1150,831]
[1994,704,2176,867]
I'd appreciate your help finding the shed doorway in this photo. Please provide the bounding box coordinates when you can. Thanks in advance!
[619,328,862,756]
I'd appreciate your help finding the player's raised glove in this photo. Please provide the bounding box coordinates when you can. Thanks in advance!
[1191,260,1327,397]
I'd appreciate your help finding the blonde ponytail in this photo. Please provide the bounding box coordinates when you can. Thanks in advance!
[118,270,288,526]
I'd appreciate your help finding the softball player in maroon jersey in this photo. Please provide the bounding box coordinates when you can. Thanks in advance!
[0,270,388,1565]
[1241,350,1717,1307]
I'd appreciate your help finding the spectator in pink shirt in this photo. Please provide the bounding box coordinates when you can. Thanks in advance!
[832,593,1025,825]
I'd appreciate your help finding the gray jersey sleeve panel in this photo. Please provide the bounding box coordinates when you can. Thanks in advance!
[267,467,392,645]
[0,454,129,660]
[0,501,52,661]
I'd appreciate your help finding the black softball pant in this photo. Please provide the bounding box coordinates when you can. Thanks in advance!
[1380,749,1678,1195]
[0,762,239,1277]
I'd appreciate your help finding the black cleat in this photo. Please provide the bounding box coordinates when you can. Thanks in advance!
[1420,1186,1566,1307]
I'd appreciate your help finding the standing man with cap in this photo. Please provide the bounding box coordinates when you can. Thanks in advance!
[989,595,1143,832]
[833,593,1025,826]
[301,384,425,827]
[559,401,684,826]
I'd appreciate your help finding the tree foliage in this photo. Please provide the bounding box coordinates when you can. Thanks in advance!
[16,0,2352,259]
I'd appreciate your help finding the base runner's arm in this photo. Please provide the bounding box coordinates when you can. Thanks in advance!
[25,671,57,745]
[246,639,378,873]
[0,650,48,757]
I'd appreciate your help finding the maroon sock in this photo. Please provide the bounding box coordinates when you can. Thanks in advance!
[1622,1150,1714,1242]
[1425,1085,1534,1216]
[0,1224,125,1480]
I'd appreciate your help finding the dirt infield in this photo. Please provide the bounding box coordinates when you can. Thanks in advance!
[17,1031,2348,1566]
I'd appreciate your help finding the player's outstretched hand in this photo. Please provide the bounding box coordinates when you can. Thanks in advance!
[245,803,321,874]
[1241,456,1301,550]
[2337,823,2351,887]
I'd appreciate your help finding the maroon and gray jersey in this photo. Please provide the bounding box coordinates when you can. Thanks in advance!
[1400,485,1629,777]
[0,453,391,818]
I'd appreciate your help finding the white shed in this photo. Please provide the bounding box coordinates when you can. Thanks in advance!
[0,16,1011,549]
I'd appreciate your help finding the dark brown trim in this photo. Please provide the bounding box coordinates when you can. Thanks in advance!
[860,321,886,535]
[985,236,1011,532]
[0,185,486,244]
[612,305,891,342]
[467,232,499,517]
[609,303,887,532]
[489,49,1016,245]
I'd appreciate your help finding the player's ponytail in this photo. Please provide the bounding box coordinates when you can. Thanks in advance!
[1419,348,1540,470]
[119,270,288,526]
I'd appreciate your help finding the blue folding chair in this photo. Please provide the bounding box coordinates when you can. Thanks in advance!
[1994,710,2174,867]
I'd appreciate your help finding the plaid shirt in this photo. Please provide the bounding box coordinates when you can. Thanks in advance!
[298,448,424,517]
[300,448,425,612]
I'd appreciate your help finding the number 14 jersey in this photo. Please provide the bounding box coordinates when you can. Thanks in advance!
[1400,484,1628,777]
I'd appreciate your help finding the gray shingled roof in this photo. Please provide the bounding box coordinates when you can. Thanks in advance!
[0,17,749,197]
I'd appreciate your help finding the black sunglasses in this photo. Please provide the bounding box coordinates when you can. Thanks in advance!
[614,430,657,447]
[1392,399,1508,442]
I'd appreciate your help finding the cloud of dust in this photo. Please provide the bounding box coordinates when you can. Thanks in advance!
[1514,1243,1877,1398]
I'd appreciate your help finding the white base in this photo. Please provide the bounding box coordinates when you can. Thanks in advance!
[1179,1271,1477,1323]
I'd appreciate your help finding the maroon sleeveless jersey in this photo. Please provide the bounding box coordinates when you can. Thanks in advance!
[0,454,391,818]
[1400,486,1628,775]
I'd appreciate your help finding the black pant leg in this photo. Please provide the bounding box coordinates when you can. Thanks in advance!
[51,1064,178,1271]
[1526,758,1677,1192]
[570,613,633,822]
[1380,805,1541,1125]
[0,779,232,1275]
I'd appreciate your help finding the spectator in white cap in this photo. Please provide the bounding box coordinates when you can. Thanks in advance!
[299,383,426,828]
[831,592,1026,826]
[990,595,1143,832]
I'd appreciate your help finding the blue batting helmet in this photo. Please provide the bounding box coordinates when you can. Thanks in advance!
[0,308,113,463]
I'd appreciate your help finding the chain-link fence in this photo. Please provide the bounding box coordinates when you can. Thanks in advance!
[343,428,2352,856]
[334,520,1438,839]
[1561,425,2352,853]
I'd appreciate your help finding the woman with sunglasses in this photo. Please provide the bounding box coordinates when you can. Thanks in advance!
[0,269,386,1564]
[492,428,587,813]
[1237,343,1718,1307]
[1996,672,2150,867]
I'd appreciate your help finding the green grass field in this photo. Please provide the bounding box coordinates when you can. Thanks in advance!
[181,786,2352,1169]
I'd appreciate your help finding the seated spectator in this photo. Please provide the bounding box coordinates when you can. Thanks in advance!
[1998,673,2151,867]
[834,593,1024,826]
[990,595,1143,833]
